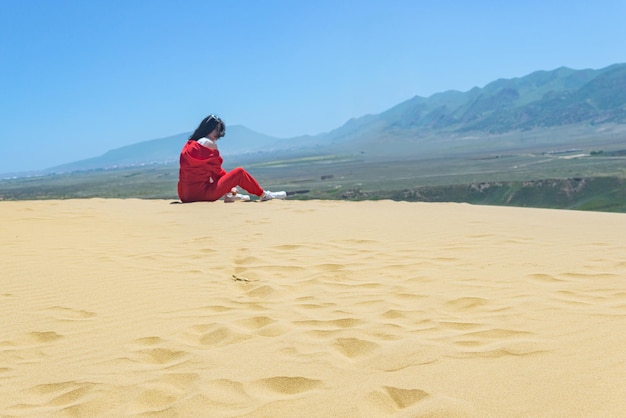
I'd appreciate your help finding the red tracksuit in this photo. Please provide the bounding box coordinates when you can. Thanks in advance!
[177,140,263,202]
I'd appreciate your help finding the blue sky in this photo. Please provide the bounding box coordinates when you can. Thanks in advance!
[1,0,625,174]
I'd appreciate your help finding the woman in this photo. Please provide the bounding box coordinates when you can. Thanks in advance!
[178,115,287,203]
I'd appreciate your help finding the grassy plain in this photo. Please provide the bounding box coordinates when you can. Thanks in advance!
[2,146,625,212]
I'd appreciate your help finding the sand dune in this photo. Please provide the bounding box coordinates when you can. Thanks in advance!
[1,198,625,417]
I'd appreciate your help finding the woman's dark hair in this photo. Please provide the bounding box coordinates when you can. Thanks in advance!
[189,115,225,141]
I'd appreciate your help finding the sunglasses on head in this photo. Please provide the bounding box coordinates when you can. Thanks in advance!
[206,115,225,138]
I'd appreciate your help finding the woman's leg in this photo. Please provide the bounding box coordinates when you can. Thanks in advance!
[206,167,264,200]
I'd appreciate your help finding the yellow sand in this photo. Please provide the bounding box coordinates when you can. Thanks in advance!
[1,198,625,417]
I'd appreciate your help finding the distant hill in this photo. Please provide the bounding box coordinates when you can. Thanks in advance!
[46,63,626,173]
[317,63,626,148]
[47,126,284,173]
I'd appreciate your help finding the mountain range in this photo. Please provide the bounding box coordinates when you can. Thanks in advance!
[48,63,626,173]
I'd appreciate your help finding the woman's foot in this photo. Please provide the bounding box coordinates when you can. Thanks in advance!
[224,191,251,203]
[260,190,287,201]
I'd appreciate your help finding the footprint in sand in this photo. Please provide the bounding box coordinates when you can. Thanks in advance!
[384,386,430,409]
[127,388,177,414]
[369,386,476,417]
[232,247,269,282]
[527,273,565,283]
[132,336,165,346]
[272,244,307,251]
[0,331,64,362]
[381,309,410,320]
[126,374,202,416]
[245,285,277,298]
[233,247,257,266]
[12,381,102,416]
[444,297,489,311]
[203,379,251,404]
[134,348,187,366]
[293,296,338,311]
[234,315,276,330]
[19,331,64,345]
[123,336,188,367]
[233,315,290,338]
[464,328,533,339]
[179,324,251,347]
[293,318,363,329]
[155,372,201,392]
[451,327,548,358]
[437,321,483,331]
[29,381,97,407]
[39,306,97,321]
[449,328,534,351]
[367,341,440,372]
[255,376,322,395]
[0,331,63,349]
[333,337,379,359]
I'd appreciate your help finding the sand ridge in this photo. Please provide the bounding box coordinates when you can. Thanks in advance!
[1,198,625,417]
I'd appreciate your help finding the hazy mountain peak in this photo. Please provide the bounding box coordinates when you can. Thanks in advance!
[46,63,626,173]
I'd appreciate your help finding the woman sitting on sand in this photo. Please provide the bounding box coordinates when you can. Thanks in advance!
[177,114,287,203]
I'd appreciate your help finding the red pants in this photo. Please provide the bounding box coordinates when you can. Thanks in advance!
[178,167,264,202]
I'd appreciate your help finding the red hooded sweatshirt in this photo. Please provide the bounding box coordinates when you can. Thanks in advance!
[177,140,226,202]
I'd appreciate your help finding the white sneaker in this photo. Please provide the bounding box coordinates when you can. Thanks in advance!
[260,190,287,201]
[224,192,251,203]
